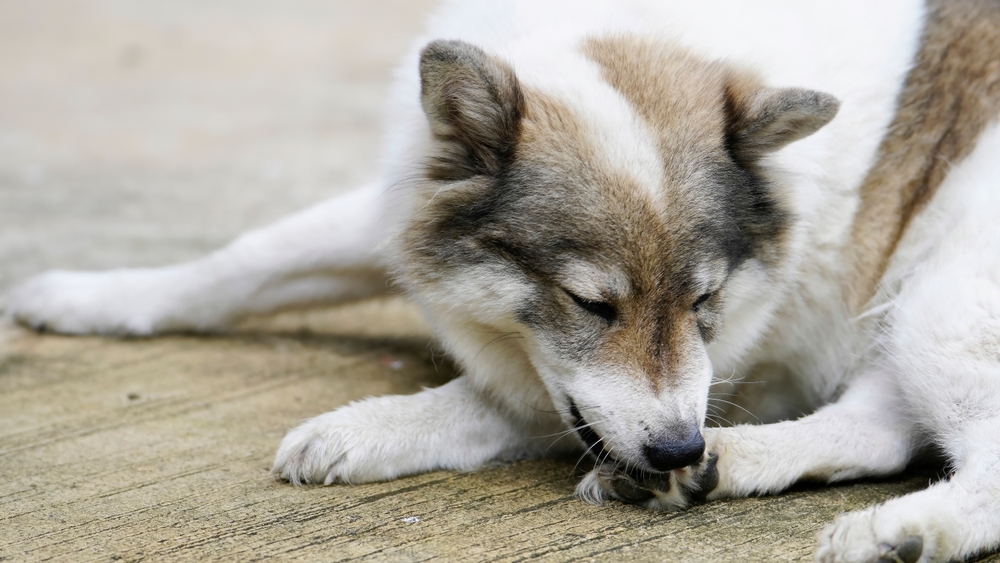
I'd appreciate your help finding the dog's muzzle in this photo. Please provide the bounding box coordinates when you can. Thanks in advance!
[568,399,704,474]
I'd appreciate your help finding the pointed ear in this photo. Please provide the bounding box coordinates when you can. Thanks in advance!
[725,81,840,165]
[420,40,525,181]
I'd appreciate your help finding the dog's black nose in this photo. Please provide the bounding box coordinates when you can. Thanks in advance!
[644,430,705,472]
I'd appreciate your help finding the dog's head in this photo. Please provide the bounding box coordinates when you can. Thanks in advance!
[399,38,838,474]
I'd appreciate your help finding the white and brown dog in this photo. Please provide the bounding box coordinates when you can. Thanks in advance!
[7,1,1000,561]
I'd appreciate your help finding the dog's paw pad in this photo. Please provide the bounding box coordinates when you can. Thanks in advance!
[875,536,923,563]
[683,452,719,502]
[607,474,657,503]
[816,507,928,563]
[583,452,721,511]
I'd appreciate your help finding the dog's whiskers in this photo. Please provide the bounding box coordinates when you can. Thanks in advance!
[513,397,599,417]
[539,418,608,453]
[471,332,524,362]
[535,417,605,439]
[707,397,760,423]
[572,436,606,477]
[705,413,736,427]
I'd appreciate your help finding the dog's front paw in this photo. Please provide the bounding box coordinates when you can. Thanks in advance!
[5,270,164,335]
[816,508,926,563]
[575,453,719,511]
[272,400,412,486]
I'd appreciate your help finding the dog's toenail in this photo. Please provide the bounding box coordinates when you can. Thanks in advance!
[896,535,923,563]
[876,535,923,563]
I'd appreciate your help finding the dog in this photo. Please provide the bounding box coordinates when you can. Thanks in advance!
[7,0,1000,561]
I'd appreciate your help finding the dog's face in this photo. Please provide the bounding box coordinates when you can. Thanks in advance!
[400,38,837,474]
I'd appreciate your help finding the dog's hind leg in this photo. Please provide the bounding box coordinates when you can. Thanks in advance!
[817,124,1000,563]
[815,295,1000,562]
[4,182,391,335]
[816,427,1000,563]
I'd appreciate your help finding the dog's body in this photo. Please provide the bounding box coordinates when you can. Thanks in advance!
[8,1,1000,561]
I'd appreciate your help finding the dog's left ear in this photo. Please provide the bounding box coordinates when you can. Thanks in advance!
[725,81,840,166]
[420,40,525,181]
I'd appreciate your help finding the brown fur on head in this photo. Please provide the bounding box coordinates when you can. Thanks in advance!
[399,37,838,470]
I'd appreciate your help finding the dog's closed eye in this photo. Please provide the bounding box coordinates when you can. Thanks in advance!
[692,291,715,311]
[565,290,616,324]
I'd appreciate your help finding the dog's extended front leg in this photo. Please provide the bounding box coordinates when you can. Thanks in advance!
[584,372,917,510]
[5,183,390,335]
[704,372,916,500]
[272,374,563,485]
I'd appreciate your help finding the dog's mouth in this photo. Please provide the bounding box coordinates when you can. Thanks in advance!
[568,399,604,454]
[566,398,716,504]
[568,399,649,480]
[569,399,670,474]
[568,398,678,502]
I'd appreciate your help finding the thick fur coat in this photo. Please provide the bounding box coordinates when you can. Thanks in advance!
[7,1,1000,561]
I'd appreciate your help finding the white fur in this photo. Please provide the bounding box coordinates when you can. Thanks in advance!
[6,183,391,334]
[272,376,562,485]
[7,1,1000,561]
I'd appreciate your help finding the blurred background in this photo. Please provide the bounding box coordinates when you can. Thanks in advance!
[0,0,437,293]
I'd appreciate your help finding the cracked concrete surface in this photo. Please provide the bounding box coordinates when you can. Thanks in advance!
[1,1,997,562]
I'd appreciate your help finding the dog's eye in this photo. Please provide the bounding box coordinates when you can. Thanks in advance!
[566,290,617,324]
[692,291,715,311]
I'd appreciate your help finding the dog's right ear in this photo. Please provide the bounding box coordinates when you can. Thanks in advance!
[420,40,524,181]
[724,79,840,166]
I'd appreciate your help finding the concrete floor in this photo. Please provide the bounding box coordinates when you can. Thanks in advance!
[1,2,997,562]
